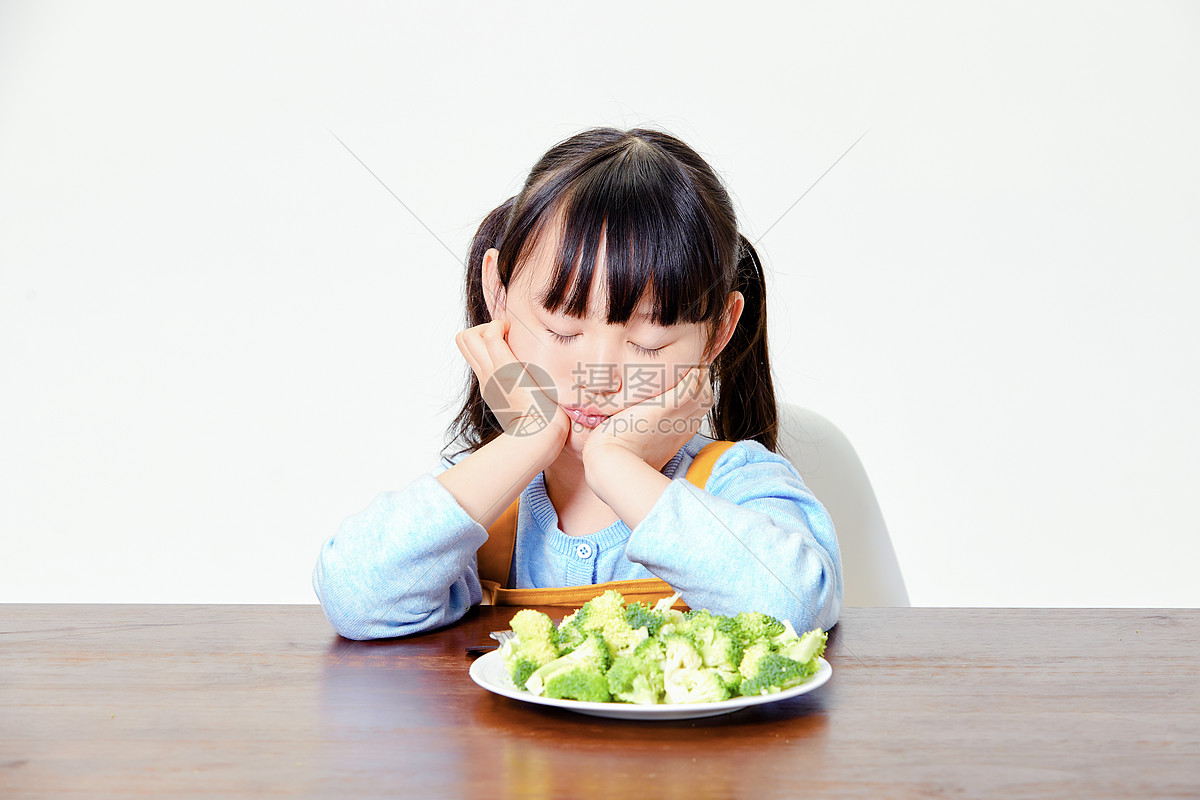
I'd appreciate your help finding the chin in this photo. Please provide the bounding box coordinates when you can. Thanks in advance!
[564,424,592,453]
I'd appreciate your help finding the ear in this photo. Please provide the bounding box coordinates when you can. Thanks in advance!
[706,291,744,362]
[481,247,507,320]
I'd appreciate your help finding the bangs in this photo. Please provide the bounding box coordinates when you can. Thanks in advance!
[511,143,729,327]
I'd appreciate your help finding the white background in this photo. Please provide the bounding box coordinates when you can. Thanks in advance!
[2,1,1197,606]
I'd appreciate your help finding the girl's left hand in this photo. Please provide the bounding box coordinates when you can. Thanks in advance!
[580,365,713,474]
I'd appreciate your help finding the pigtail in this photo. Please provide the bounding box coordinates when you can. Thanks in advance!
[444,198,517,461]
[710,234,779,452]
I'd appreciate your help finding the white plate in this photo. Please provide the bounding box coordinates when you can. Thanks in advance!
[469,649,832,720]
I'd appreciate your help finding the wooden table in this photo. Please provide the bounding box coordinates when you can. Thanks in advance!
[2,605,1197,798]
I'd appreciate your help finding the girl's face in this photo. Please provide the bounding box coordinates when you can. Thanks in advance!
[482,227,742,454]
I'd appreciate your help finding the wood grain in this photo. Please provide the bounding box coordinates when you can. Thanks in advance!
[1,605,1197,799]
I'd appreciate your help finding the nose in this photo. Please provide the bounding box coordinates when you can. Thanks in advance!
[572,343,623,406]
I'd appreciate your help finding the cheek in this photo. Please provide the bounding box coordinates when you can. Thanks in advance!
[674,339,708,373]
[504,328,544,365]
[507,334,575,394]
[617,355,695,401]
[623,364,669,398]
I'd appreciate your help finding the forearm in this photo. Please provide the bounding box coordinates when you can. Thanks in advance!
[583,445,672,529]
[314,476,487,640]
[436,425,565,529]
[625,479,843,632]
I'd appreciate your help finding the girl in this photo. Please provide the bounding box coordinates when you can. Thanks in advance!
[313,127,843,640]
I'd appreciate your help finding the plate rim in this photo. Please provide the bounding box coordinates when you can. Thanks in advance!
[469,648,831,719]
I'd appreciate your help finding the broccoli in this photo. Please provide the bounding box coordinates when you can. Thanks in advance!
[525,631,612,702]
[664,665,731,704]
[554,611,586,652]
[769,618,799,647]
[680,611,744,672]
[552,613,585,651]
[542,667,611,703]
[659,631,731,702]
[777,628,828,666]
[653,592,681,613]
[623,601,667,637]
[736,610,786,644]
[606,638,666,705]
[563,589,649,659]
[738,641,818,696]
[652,593,687,633]
[661,631,703,673]
[499,592,828,705]
[766,621,827,665]
[500,609,560,689]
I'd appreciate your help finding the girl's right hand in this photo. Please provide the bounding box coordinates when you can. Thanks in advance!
[454,319,570,446]
[438,320,570,530]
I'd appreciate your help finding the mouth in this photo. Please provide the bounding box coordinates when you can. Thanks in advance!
[562,405,610,430]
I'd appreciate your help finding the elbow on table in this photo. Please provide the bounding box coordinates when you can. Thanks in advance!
[806,545,843,633]
[316,590,385,641]
[312,562,478,641]
[772,554,843,634]
[312,578,380,641]
[311,557,392,640]
[816,571,843,633]
[315,594,430,641]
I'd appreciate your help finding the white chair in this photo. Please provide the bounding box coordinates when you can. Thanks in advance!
[776,404,910,607]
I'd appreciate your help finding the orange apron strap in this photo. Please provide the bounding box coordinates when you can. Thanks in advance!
[477,499,519,590]
[476,439,736,606]
[481,577,689,608]
[685,439,736,490]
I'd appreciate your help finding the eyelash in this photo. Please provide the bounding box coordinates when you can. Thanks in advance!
[634,343,666,359]
[546,330,665,358]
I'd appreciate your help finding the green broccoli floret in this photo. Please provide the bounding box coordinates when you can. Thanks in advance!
[633,636,665,661]
[554,612,586,652]
[679,610,744,676]
[606,638,666,705]
[738,641,817,696]
[543,668,612,703]
[525,631,611,702]
[651,593,687,632]
[652,592,680,613]
[554,614,582,652]
[501,609,560,689]
[663,665,731,704]
[768,618,799,647]
[623,601,666,637]
[736,610,786,644]
[777,628,828,666]
[661,631,702,673]
[659,630,730,702]
[568,589,649,658]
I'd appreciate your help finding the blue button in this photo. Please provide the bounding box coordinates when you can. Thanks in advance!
[575,542,593,559]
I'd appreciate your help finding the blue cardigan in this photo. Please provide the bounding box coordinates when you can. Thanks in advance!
[313,433,843,640]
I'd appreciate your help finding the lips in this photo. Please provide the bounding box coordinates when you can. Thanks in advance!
[562,405,610,429]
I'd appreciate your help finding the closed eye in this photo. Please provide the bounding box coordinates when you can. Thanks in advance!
[632,342,665,358]
[547,328,667,358]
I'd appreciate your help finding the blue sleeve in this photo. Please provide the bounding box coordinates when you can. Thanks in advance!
[312,459,486,640]
[624,440,843,633]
